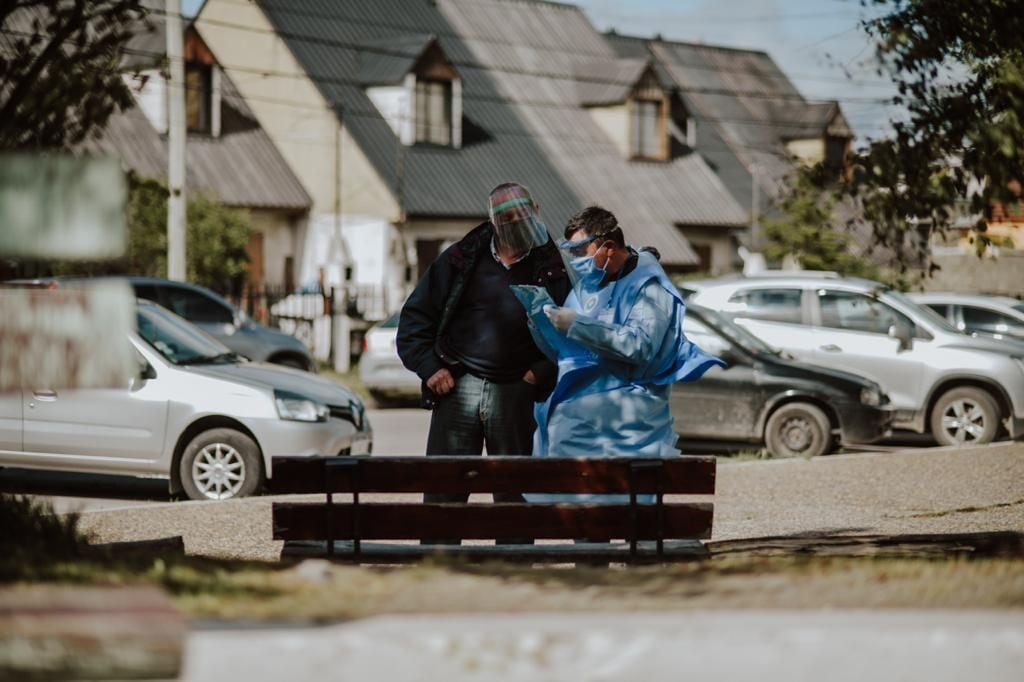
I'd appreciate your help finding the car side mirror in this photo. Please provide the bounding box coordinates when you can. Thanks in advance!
[889,321,914,352]
[718,348,742,368]
[139,361,157,381]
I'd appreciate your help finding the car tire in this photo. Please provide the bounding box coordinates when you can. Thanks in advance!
[765,402,832,458]
[179,428,263,501]
[273,357,309,371]
[930,387,1000,446]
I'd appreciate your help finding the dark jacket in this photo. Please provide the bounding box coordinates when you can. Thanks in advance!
[397,221,570,408]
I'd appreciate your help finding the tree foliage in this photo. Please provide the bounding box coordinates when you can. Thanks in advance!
[54,175,253,292]
[0,0,148,150]
[836,0,1024,269]
[763,170,880,279]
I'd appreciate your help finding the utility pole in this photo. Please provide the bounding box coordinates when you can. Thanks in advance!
[166,0,186,281]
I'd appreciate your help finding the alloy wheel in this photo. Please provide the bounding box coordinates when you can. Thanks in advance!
[191,442,246,500]
[941,399,987,443]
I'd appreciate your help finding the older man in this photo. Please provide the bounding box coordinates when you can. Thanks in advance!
[397,183,569,539]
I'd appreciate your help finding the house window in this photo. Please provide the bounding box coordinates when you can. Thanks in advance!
[185,63,212,134]
[415,79,452,146]
[631,99,663,159]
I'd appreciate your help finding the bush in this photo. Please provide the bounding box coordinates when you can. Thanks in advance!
[0,494,85,581]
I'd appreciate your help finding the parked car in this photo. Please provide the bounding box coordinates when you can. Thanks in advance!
[18,276,317,372]
[909,292,1024,343]
[684,274,1024,446]
[358,312,420,402]
[0,300,371,500]
[673,305,893,457]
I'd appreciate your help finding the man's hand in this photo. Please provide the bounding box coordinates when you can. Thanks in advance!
[426,368,455,395]
[522,369,537,384]
[543,305,577,333]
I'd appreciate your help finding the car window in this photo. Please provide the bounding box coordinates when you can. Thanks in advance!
[1014,302,1024,315]
[925,303,950,320]
[726,288,802,323]
[162,285,233,324]
[132,283,161,304]
[682,315,731,356]
[136,304,231,364]
[818,290,913,335]
[962,306,1024,336]
[378,312,401,329]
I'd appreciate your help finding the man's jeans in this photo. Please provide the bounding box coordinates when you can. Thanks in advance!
[423,371,535,545]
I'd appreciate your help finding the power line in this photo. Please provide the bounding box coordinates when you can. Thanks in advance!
[201,0,894,88]
[143,7,894,106]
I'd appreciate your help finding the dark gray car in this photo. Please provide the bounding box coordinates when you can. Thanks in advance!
[674,305,894,457]
[125,277,316,372]
[22,276,318,371]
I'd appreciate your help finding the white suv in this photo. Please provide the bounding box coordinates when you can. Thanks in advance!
[684,275,1024,446]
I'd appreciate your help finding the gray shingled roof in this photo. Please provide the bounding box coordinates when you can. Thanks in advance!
[82,68,312,212]
[1,3,309,211]
[608,33,846,203]
[251,0,749,266]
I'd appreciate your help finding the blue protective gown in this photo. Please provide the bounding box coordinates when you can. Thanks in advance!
[513,250,724,459]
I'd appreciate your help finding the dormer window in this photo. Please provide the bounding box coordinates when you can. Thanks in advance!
[414,78,452,146]
[361,36,462,149]
[629,69,668,161]
[632,99,663,159]
[185,62,213,134]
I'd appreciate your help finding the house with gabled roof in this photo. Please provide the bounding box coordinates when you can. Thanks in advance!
[91,6,312,290]
[194,0,750,310]
[606,32,854,266]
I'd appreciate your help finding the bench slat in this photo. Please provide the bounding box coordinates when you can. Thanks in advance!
[273,502,713,541]
[281,539,710,563]
[270,456,715,495]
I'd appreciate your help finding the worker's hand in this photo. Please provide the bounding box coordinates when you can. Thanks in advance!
[426,368,455,396]
[543,305,577,333]
[522,369,537,384]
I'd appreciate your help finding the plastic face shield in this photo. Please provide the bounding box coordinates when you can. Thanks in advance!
[489,196,550,258]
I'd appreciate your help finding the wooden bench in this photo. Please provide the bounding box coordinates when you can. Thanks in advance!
[270,455,716,564]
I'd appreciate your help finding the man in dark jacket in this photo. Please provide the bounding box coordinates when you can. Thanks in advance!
[397,183,570,523]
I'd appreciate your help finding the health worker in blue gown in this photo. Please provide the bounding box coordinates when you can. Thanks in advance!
[513,206,724,463]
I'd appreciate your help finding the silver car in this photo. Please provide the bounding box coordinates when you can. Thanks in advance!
[0,301,371,500]
[909,292,1024,343]
[358,312,420,403]
[684,274,1024,446]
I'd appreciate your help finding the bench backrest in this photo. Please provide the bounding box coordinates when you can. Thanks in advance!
[270,456,716,553]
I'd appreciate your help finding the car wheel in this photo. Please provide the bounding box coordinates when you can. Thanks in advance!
[179,428,263,501]
[273,357,308,371]
[930,387,1000,446]
[765,402,831,458]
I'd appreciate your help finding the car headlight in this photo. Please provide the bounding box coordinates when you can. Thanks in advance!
[860,386,883,407]
[275,390,329,422]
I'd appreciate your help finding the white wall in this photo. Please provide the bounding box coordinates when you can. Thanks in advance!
[588,103,630,157]
[127,70,167,134]
[366,84,413,144]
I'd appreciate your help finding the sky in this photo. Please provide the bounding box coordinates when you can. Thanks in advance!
[182,0,898,142]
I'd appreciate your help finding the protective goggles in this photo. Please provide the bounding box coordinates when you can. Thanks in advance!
[559,230,615,257]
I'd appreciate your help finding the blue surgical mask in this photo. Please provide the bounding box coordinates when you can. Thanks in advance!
[569,253,606,290]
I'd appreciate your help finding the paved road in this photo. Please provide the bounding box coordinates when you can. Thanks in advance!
[182,611,1024,682]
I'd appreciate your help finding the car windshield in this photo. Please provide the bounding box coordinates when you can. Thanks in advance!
[691,306,781,357]
[884,290,961,332]
[136,303,237,365]
[1013,302,1024,316]
[378,312,401,329]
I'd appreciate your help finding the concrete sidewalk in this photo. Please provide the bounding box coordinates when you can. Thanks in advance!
[181,610,1024,681]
